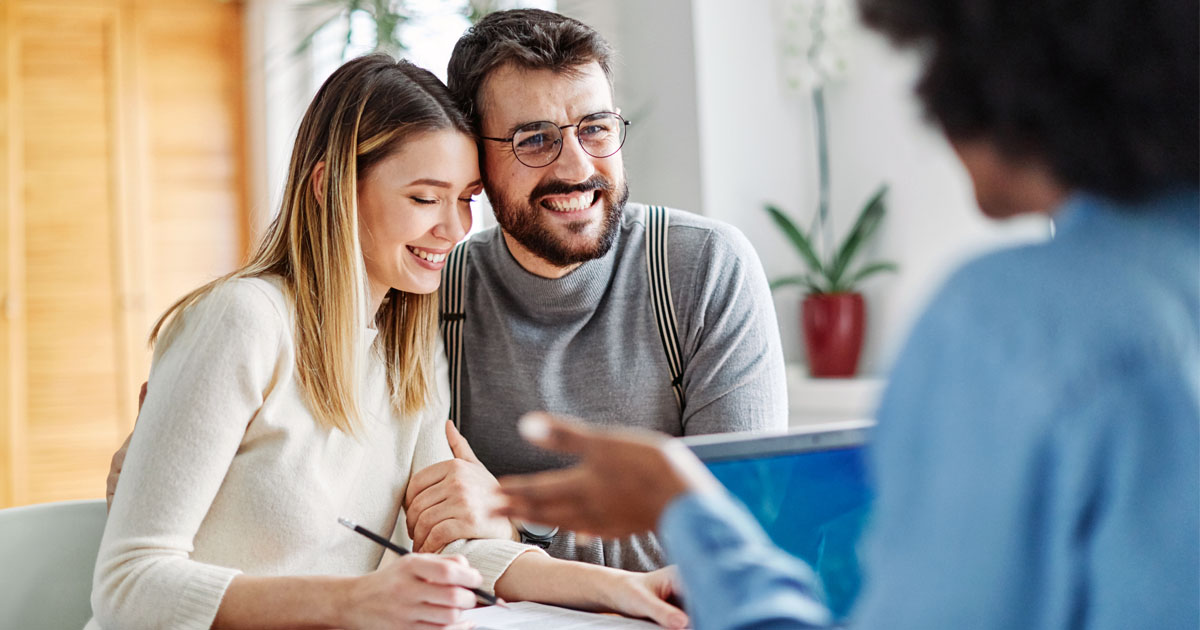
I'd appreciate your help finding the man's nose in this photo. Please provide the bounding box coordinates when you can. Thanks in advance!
[549,130,597,183]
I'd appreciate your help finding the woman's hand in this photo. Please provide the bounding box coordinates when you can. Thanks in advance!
[341,553,482,629]
[493,552,688,630]
[595,566,689,629]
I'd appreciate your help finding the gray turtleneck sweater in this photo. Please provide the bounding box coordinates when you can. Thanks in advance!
[450,203,787,571]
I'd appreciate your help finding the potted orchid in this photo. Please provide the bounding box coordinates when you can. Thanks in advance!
[768,0,896,378]
[766,184,896,377]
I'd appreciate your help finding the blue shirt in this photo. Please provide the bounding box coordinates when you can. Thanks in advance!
[659,190,1200,630]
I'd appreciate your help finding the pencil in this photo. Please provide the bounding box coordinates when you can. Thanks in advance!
[337,517,505,608]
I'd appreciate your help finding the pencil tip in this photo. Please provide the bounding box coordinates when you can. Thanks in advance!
[337,517,355,529]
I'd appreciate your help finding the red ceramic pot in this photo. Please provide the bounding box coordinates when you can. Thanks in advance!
[802,292,865,378]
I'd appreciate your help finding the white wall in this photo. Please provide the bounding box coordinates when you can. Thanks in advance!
[247,0,1051,376]
[557,0,705,213]
[565,0,1050,375]
[244,1,338,237]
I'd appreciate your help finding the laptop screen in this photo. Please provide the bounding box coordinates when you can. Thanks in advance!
[684,422,873,621]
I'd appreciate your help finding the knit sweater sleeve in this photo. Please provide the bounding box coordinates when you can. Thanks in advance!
[398,347,542,594]
[91,279,285,630]
[674,222,788,435]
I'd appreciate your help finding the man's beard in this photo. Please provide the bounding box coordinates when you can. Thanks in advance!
[488,172,629,268]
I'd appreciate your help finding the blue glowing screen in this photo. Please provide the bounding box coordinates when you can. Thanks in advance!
[704,446,872,620]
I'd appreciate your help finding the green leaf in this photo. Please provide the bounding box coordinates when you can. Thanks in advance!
[828,183,888,287]
[290,6,345,59]
[765,204,824,277]
[769,275,815,292]
[836,261,898,291]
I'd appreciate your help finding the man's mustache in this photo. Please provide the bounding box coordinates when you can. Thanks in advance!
[529,175,613,202]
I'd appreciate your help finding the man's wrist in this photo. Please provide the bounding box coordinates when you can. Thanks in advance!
[515,520,559,548]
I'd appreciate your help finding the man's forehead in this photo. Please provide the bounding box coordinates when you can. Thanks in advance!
[479,62,614,131]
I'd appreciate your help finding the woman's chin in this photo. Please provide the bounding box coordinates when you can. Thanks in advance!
[391,275,441,296]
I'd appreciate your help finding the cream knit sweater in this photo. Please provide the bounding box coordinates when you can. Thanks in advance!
[86,277,535,630]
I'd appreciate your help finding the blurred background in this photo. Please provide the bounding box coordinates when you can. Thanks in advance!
[0,0,1047,508]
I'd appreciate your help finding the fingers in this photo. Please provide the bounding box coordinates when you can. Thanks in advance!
[516,413,594,455]
[497,470,597,534]
[406,461,453,509]
[412,501,457,552]
[498,467,587,506]
[411,596,472,626]
[416,579,477,609]
[625,573,689,629]
[407,554,483,589]
[408,574,479,626]
[445,420,482,465]
[636,593,689,630]
[137,381,148,416]
[406,484,450,539]
[501,497,596,536]
[106,432,133,513]
[421,519,469,554]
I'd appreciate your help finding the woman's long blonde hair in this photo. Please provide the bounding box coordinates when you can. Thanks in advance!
[151,54,472,433]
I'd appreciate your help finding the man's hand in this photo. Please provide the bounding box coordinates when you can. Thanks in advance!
[106,382,147,512]
[404,421,519,552]
[495,413,720,538]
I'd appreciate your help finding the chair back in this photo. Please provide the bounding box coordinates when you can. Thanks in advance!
[0,499,107,629]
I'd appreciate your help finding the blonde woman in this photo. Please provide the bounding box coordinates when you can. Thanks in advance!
[90,54,687,630]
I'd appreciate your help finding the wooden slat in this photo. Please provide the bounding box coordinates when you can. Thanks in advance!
[0,0,247,508]
[0,0,17,508]
[137,2,247,332]
[18,5,125,504]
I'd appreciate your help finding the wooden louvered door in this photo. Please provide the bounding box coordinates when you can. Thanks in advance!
[0,0,248,508]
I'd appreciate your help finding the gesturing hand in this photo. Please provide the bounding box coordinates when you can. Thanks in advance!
[404,421,518,552]
[496,413,720,539]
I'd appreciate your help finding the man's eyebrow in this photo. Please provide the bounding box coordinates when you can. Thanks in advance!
[504,109,614,137]
[503,121,539,137]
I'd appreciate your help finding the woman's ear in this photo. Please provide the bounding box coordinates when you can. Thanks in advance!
[311,161,327,208]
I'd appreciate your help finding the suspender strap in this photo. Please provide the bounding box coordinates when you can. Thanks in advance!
[645,206,686,410]
[439,241,470,428]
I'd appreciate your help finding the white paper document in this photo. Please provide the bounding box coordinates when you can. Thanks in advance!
[463,601,669,629]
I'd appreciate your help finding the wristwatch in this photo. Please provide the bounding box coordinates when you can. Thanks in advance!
[515,520,558,549]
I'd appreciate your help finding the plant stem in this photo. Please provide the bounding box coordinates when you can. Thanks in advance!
[812,84,833,263]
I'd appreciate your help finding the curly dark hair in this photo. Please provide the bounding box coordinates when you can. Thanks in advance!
[859,0,1198,201]
[447,9,614,133]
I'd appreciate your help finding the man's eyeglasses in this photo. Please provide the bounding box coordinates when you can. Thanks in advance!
[480,112,630,168]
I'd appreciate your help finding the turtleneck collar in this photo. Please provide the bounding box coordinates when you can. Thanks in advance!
[479,218,623,323]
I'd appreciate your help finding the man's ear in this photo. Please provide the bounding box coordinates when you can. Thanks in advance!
[311,161,327,209]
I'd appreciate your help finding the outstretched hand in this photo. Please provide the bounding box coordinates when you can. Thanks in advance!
[495,413,720,539]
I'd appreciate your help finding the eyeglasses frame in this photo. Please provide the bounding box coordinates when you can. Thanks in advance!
[479,111,631,168]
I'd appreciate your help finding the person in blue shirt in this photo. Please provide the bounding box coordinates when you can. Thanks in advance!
[494,0,1200,628]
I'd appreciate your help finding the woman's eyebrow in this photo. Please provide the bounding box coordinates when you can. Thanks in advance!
[405,178,452,188]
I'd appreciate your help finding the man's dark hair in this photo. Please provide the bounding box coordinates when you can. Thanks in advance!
[447,9,614,132]
[859,0,1198,201]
